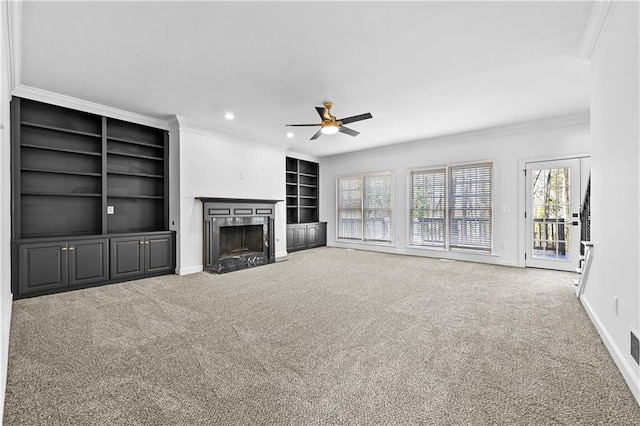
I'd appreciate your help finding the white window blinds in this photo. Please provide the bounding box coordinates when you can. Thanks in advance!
[337,176,363,240]
[448,163,492,251]
[338,172,393,243]
[409,169,446,247]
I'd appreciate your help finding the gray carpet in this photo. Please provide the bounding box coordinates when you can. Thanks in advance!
[4,247,640,425]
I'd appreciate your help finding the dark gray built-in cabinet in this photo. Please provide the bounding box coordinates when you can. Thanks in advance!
[11,98,175,298]
[285,157,326,252]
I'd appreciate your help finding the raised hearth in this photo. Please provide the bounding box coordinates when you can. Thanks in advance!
[197,198,281,274]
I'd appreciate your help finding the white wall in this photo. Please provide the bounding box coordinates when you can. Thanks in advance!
[320,117,590,267]
[173,125,287,275]
[583,1,640,403]
[0,0,13,417]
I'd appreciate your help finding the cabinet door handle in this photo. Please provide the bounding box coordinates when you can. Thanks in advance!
[145,241,149,244]
[60,247,68,251]
[68,247,75,251]
[140,241,145,245]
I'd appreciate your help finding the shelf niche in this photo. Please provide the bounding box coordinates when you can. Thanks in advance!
[11,97,169,238]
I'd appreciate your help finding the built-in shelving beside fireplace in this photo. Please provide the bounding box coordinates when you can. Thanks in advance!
[285,157,327,252]
[10,98,175,299]
[197,198,281,273]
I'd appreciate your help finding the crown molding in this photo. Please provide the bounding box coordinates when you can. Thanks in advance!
[578,0,617,61]
[322,111,590,160]
[12,84,170,130]
[175,115,287,153]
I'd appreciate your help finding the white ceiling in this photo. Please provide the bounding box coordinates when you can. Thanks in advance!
[18,1,593,158]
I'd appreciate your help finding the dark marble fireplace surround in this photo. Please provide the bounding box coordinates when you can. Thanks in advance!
[198,198,280,274]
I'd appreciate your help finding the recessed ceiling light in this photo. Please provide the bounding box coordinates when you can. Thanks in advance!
[224,112,235,120]
[286,132,294,138]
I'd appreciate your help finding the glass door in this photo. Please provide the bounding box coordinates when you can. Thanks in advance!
[525,159,581,271]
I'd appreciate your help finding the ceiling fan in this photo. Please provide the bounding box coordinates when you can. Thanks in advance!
[286,102,373,140]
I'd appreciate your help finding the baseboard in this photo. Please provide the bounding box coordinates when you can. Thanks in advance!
[580,296,640,405]
[0,291,13,421]
[177,265,204,275]
[275,251,288,262]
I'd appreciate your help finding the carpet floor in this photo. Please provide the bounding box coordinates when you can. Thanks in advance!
[4,247,640,425]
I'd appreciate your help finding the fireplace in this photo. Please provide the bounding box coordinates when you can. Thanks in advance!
[197,198,281,274]
[219,225,264,259]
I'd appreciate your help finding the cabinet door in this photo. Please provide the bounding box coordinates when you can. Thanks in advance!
[286,226,296,252]
[18,242,68,294]
[145,234,174,274]
[295,225,308,250]
[318,223,327,246]
[307,224,319,248]
[110,237,145,279]
[68,239,109,287]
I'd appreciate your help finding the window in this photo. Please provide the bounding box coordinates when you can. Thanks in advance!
[338,172,393,243]
[448,163,492,251]
[409,168,446,247]
[410,163,492,252]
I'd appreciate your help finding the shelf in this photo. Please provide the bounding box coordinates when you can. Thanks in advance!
[21,121,102,138]
[299,172,317,178]
[299,195,317,199]
[107,194,164,200]
[299,184,317,188]
[21,168,101,177]
[107,150,163,161]
[13,98,170,242]
[107,170,163,179]
[107,135,164,149]
[299,206,318,209]
[22,191,101,197]
[286,182,297,186]
[22,143,101,157]
[286,171,297,175]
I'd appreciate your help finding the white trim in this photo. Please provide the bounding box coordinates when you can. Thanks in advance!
[0,291,12,421]
[578,1,617,61]
[275,252,288,262]
[176,115,286,153]
[5,0,21,92]
[177,266,203,276]
[322,111,590,161]
[580,296,640,405]
[284,151,320,164]
[12,84,170,130]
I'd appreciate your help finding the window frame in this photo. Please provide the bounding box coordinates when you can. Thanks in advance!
[336,171,394,245]
[408,161,494,253]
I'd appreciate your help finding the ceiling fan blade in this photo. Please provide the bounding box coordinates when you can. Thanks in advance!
[338,112,373,125]
[310,129,323,140]
[286,124,320,127]
[315,106,330,121]
[339,126,360,137]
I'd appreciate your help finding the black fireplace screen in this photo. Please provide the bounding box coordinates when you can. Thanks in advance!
[219,225,264,259]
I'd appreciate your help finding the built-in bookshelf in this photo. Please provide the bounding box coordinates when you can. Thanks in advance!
[285,157,326,252]
[12,98,169,238]
[11,98,174,298]
[285,157,319,224]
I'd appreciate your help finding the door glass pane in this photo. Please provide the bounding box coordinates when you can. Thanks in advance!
[531,167,571,261]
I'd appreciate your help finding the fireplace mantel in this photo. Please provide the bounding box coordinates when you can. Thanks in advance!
[196,197,283,204]
[197,198,281,273]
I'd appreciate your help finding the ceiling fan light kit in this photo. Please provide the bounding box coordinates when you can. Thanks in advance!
[286,102,373,140]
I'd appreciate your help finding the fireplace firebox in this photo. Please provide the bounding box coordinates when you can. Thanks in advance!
[197,198,281,273]
[219,225,264,259]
